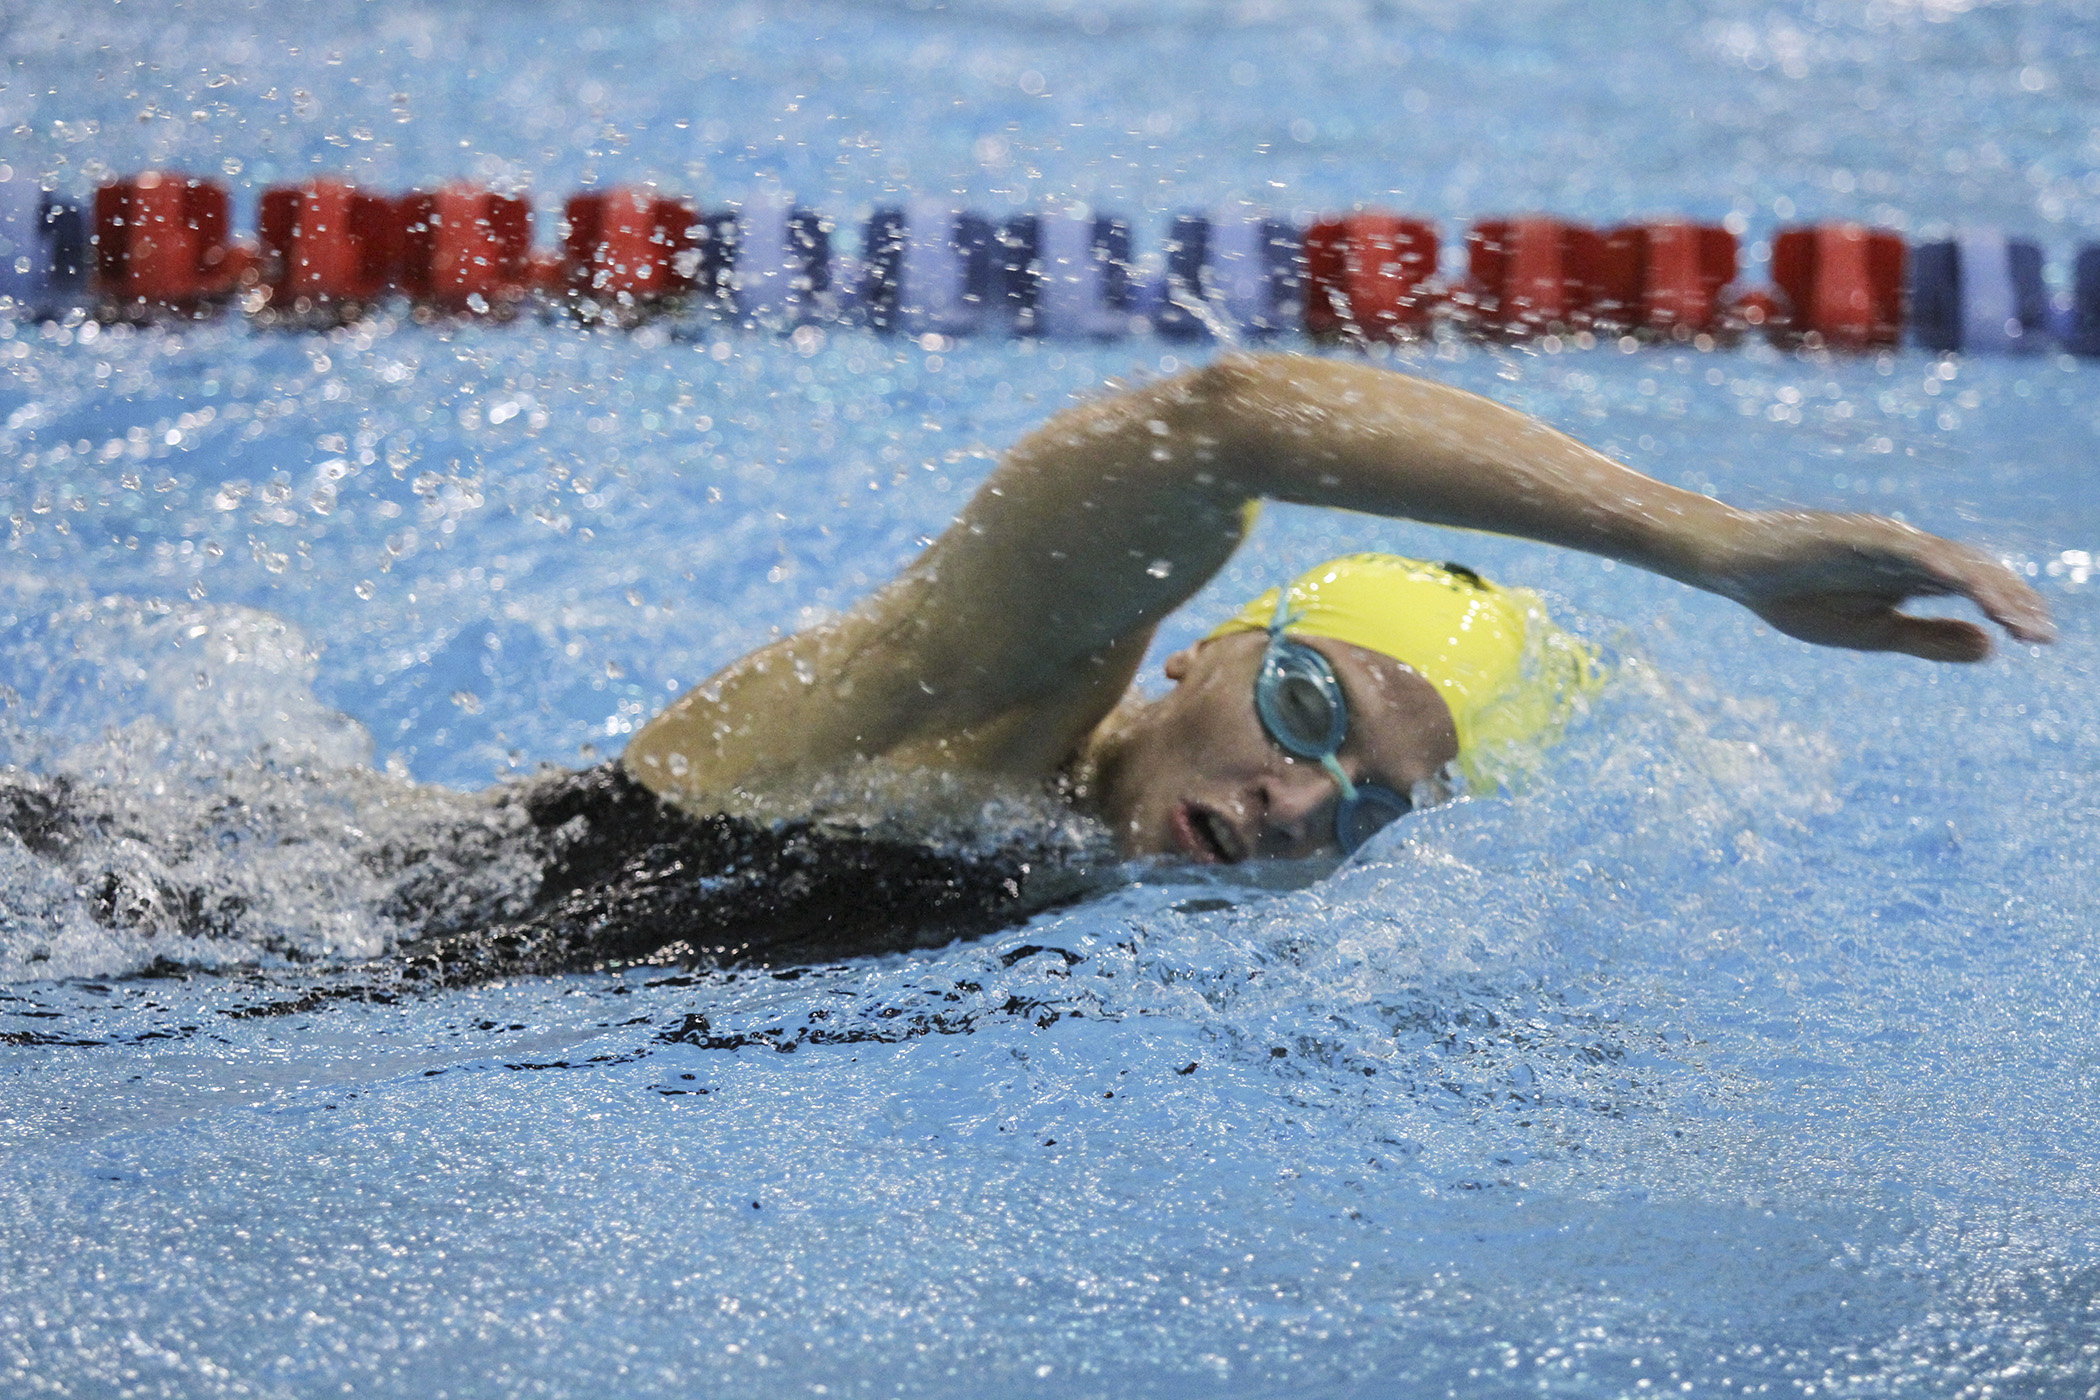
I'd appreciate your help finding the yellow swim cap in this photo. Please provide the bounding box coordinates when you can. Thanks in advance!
[1206,552,1603,792]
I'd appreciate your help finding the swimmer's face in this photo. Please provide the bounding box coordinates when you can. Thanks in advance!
[1095,631,1459,863]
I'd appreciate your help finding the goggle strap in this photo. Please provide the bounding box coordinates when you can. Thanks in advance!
[1267,587,1304,636]
[1319,752,1359,802]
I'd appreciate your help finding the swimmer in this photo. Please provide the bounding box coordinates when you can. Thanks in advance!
[1,353,2055,984]
[623,353,2052,865]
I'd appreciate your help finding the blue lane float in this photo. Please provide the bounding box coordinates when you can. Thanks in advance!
[725,197,833,328]
[999,212,1140,339]
[857,204,1001,337]
[0,183,87,319]
[2063,245,2100,358]
[1154,213,1303,341]
[1909,233,2048,354]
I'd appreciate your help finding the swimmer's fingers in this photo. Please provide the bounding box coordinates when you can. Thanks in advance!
[1723,513,2055,660]
[1755,594,1996,662]
[1930,541,2056,645]
[1865,528,2056,648]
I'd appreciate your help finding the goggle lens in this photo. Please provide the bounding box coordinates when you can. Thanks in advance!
[1255,633,1415,855]
[1337,783,1413,853]
[1271,673,1336,751]
[1256,644,1347,758]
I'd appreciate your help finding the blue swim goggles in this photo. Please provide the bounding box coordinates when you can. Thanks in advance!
[1256,600,1415,854]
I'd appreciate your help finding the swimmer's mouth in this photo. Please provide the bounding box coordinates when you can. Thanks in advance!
[1174,801,1245,865]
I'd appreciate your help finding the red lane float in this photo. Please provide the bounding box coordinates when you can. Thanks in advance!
[561,187,701,317]
[1304,212,1438,341]
[1462,217,1613,336]
[93,172,253,317]
[256,179,402,317]
[1769,223,1905,350]
[1598,221,1738,339]
[398,184,536,315]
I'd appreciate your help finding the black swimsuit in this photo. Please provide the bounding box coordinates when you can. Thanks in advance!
[2,763,1105,993]
[397,763,1090,984]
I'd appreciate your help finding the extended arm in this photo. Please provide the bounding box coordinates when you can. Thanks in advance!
[1178,355,2051,655]
[626,354,2052,806]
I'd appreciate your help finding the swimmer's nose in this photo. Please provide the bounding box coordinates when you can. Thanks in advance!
[1254,761,1337,857]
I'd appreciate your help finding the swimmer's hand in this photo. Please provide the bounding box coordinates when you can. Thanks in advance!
[1710,512,2055,662]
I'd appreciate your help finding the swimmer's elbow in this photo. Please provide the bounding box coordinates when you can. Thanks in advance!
[1153,354,1297,491]
[1175,352,1284,408]
[1132,355,1262,445]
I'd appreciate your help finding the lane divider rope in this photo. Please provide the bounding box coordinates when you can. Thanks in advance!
[1,172,2092,356]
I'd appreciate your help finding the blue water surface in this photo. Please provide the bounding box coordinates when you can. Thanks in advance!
[4,1,2100,1396]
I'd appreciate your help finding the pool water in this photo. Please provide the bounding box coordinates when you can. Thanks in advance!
[5,1,2100,1396]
